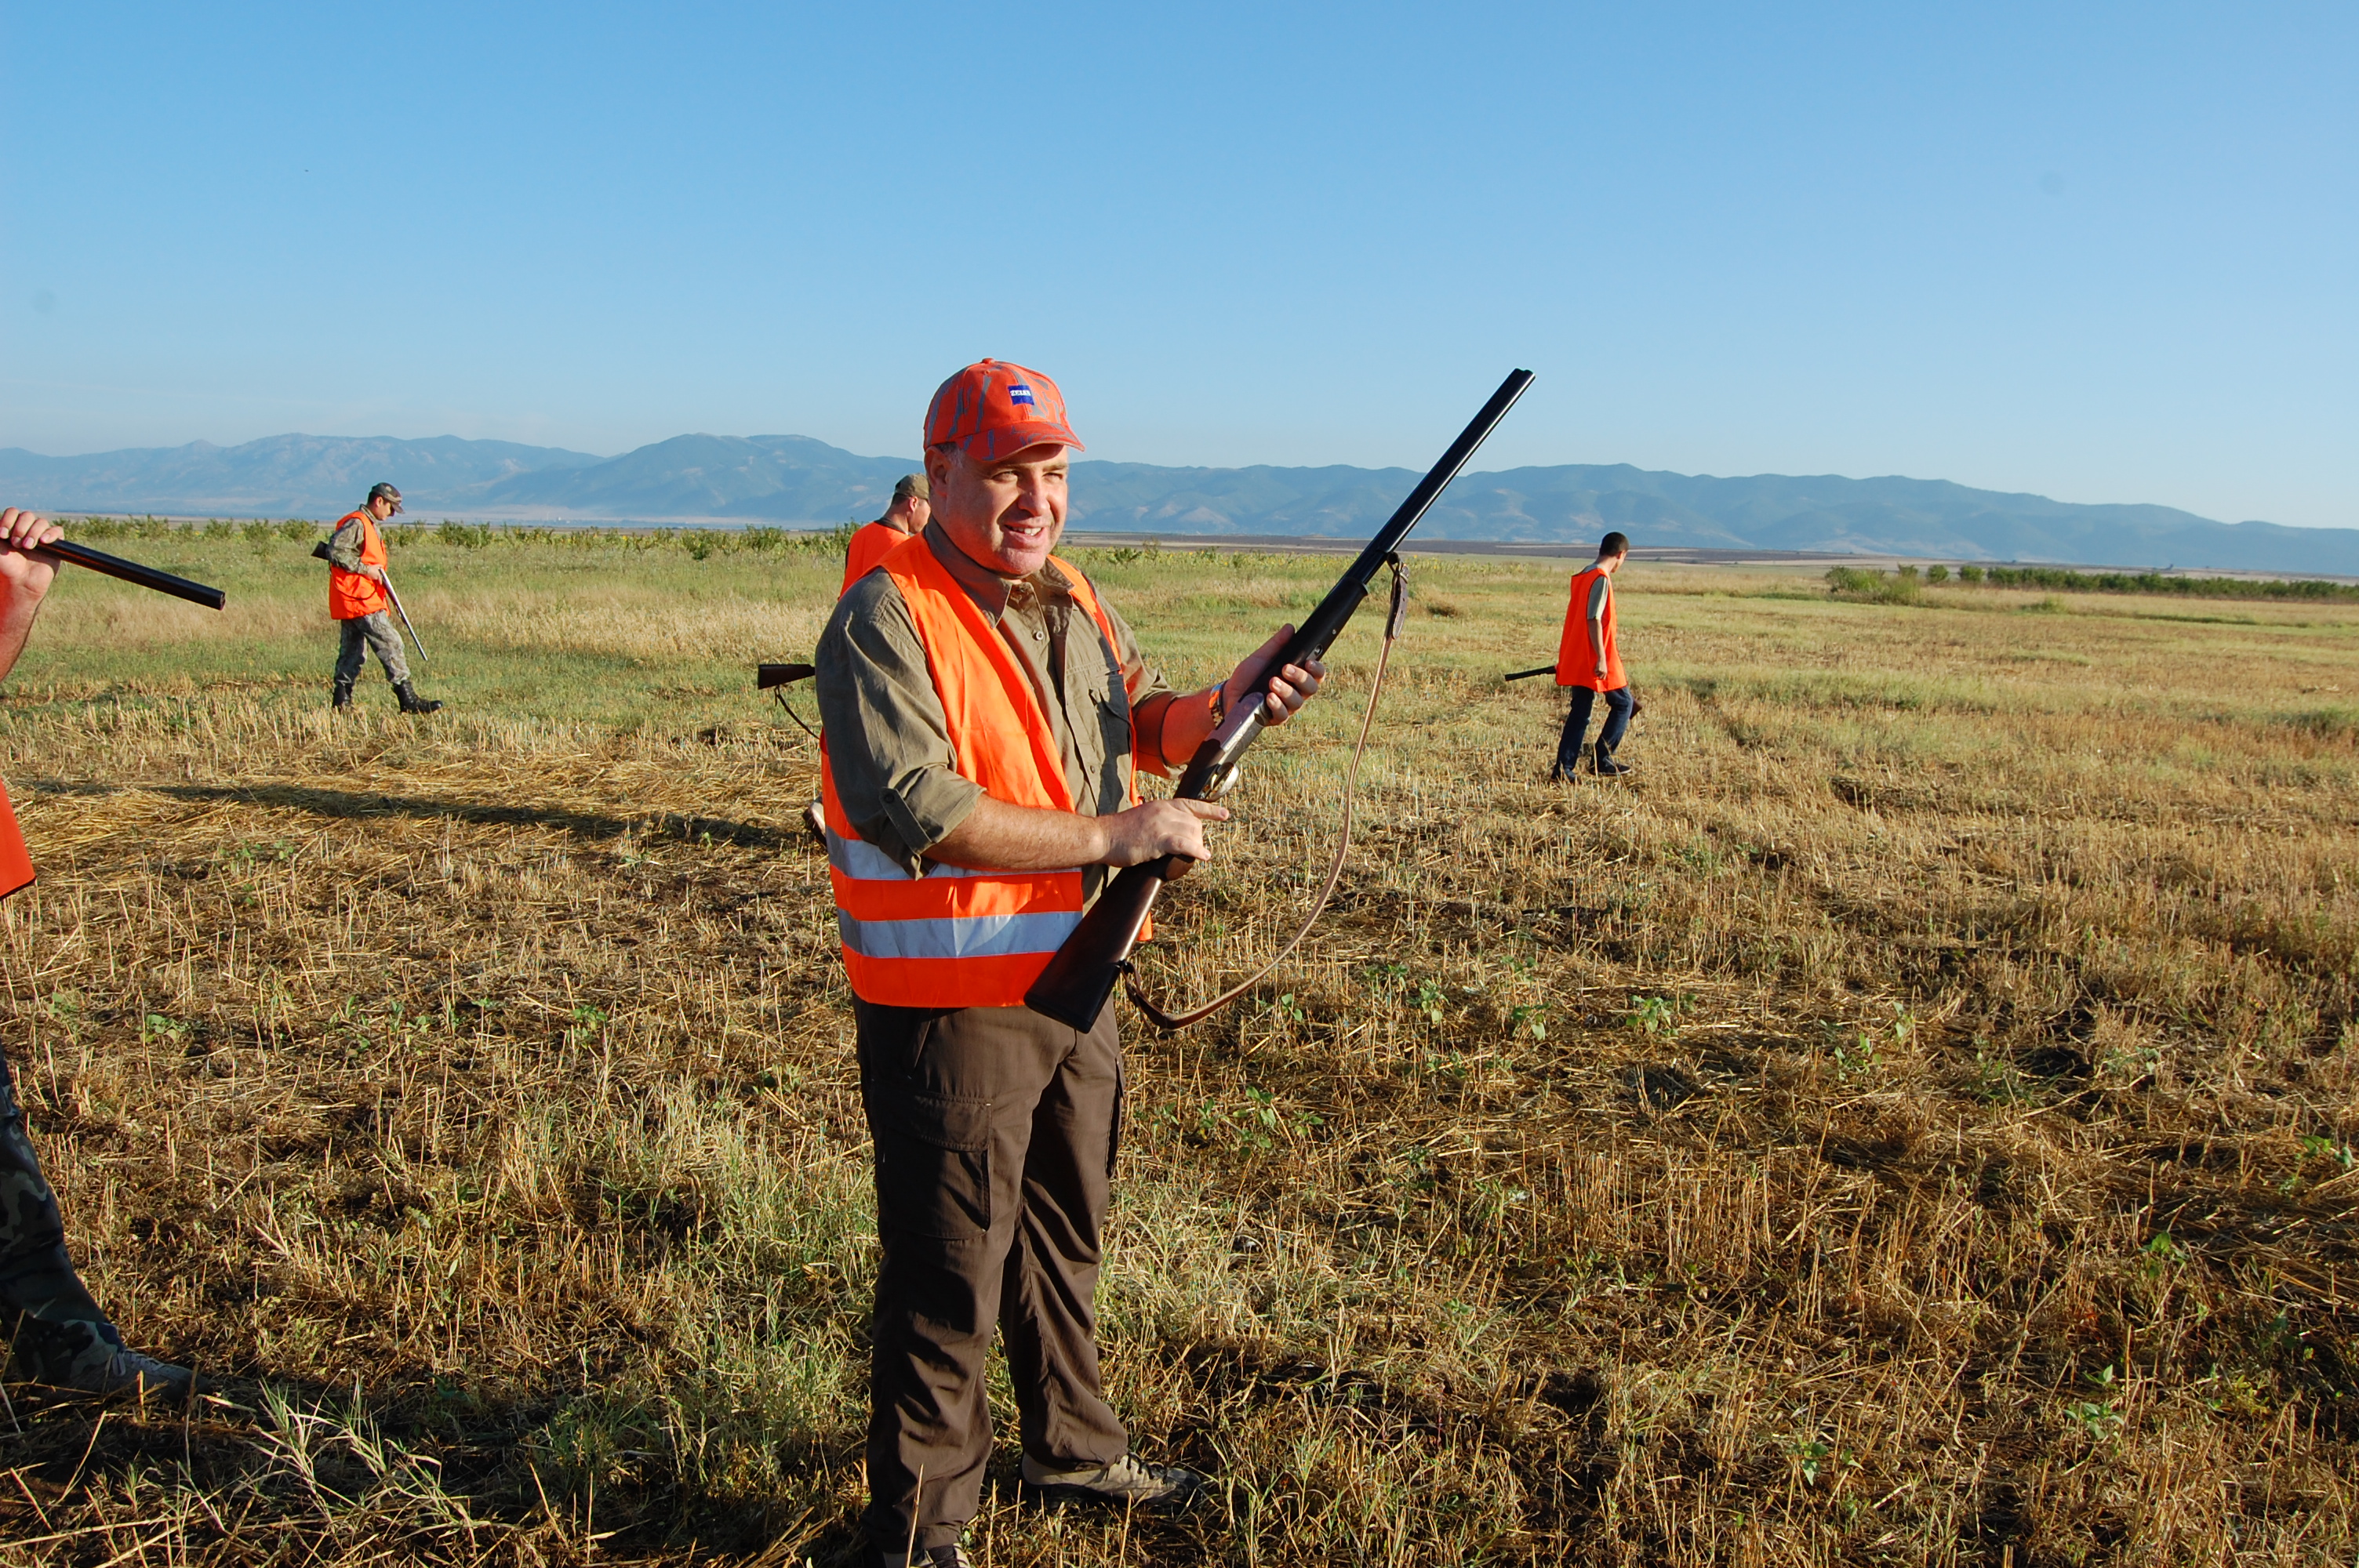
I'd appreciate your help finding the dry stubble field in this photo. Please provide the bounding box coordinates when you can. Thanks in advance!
[0,527,2354,1566]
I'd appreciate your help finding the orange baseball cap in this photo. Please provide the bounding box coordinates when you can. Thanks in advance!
[924,359,1085,463]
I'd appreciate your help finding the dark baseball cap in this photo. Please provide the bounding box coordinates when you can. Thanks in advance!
[367,482,404,514]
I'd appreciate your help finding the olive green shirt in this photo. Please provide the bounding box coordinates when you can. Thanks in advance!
[815,522,1180,884]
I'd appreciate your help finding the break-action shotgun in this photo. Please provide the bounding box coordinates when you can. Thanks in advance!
[1023,367,1536,1032]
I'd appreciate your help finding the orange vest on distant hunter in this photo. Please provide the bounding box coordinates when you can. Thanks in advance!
[820,536,1142,1008]
[1556,564,1627,691]
[841,521,913,595]
[328,511,390,619]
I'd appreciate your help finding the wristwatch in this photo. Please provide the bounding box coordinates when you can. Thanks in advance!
[1207,684,1227,725]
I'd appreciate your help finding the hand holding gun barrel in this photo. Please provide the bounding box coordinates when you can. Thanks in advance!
[0,506,230,619]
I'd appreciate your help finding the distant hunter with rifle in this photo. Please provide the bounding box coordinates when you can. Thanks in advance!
[813,360,1325,1567]
[325,482,441,713]
[0,506,196,1398]
[1553,530,1636,779]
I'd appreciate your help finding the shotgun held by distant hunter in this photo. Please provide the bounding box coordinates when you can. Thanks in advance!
[1022,368,1538,1033]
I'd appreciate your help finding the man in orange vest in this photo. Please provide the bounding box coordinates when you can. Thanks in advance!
[326,482,440,713]
[815,361,1325,1568]
[1553,531,1634,778]
[801,473,938,845]
[0,506,195,1397]
[841,472,932,593]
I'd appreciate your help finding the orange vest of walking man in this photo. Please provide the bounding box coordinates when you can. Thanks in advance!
[1553,531,1634,778]
[814,361,1325,1568]
[0,506,195,1397]
[325,483,439,713]
[841,472,932,593]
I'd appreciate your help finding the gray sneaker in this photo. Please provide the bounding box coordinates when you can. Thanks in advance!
[7,1316,193,1397]
[873,1546,972,1568]
[1020,1451,1202,1508]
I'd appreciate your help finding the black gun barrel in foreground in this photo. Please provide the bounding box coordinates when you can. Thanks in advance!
[41,540,227,611]
[1024,368,1536,1031]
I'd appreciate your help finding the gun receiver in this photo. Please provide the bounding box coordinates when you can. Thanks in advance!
[1023,368,1536,1030]
[758,662,816,689]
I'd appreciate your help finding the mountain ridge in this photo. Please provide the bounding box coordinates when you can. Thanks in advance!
[0,430,2349,575]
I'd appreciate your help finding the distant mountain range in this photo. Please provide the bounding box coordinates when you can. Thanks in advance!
[2,430,2351,575]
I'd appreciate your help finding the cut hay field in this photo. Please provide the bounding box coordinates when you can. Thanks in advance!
[1,525,2355,1566]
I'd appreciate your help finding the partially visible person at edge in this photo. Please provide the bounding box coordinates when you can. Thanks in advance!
[814,360,1325,1568]
[841,472,932,593]
[802,472,937,842]
[0,506,195,1398]
[1553,530,1634,779]
[325,482,440,713]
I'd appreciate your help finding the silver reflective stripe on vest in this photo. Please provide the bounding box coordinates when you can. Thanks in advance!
[826,826,1077,883]
[836,907,1082,960]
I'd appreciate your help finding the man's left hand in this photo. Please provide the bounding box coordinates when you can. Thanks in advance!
[1223,624,1325,728]
[0,509,63,601]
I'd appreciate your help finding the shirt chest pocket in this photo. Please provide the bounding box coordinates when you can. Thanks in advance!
[1076,636,1130,768]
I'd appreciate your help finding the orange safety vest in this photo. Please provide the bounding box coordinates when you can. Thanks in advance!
[0,778,35,901]
[841,521,914,595]
[328,511,390,620]
[820,535,1143,1007]
[1555,564,1627,691]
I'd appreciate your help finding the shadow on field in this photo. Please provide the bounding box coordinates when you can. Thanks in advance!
[144,781,799,854]
[0,1369,850,1563]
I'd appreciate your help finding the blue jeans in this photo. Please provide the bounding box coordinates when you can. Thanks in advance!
[1554,685,1633,777]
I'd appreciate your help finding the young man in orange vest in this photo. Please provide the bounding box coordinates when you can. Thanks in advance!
[841,472,932,593]
[1554,531,1634,779]
[325,483,440,713]
[802,473,935,843]
[0,506,195,1397]
[815,361,1325,1568]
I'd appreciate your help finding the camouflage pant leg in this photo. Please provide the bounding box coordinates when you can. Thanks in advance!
[0,1044,125,1385]
[335,612,410,687]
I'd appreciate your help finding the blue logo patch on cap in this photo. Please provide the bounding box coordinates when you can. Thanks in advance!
[1008,383,1036,408]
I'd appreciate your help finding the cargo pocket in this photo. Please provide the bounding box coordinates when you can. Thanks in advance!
[867,1091,994,1241]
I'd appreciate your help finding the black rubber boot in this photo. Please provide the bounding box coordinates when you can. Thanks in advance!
[1594,742,1632,778]
[331,678,354,710]
[394,681,442,715]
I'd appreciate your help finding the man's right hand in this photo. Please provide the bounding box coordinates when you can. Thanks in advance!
[1098,797,1230,866]
[369,565,390,586]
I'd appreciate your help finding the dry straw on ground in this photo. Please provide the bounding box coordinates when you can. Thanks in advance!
[0,537,2353,1565]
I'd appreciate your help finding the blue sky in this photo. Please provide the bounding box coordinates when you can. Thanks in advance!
[2,2,2352,527]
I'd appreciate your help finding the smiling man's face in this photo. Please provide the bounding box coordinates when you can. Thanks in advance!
[925,441,1070,578]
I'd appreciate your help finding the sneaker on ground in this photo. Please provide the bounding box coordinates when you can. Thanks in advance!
[7,1316,194,1397]
[1020,1451,1203,1508]
[82,1345,196,1397]
[874,1545,972,1568]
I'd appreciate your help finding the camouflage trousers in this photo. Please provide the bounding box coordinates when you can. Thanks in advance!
[335,611,410,688]
[0,1044,128,1386]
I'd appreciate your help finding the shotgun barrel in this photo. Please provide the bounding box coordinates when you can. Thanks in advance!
[40,540,227,611]
[1023,368,1536,1031]
[1503,664,1556,681]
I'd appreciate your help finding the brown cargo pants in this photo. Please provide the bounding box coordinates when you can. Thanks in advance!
[853,996,1130,1555]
